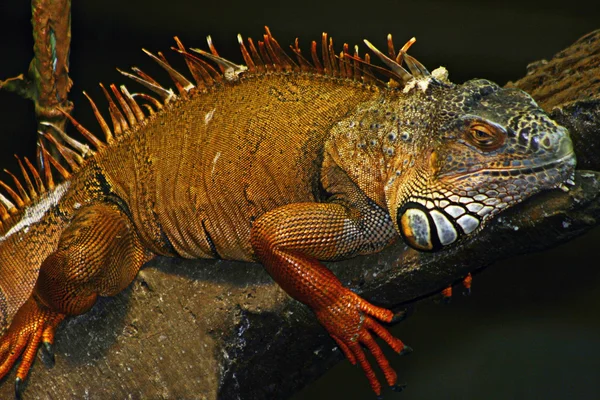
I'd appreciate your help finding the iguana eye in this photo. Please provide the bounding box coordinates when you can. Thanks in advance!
[467,123,505,150]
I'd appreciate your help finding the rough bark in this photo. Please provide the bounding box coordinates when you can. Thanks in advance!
[0,16,599,400]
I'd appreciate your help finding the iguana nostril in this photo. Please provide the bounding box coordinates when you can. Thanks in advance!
[541,136,552,149]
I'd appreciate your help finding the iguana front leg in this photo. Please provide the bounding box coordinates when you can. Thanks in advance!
[250,201,407,395]
[0,203,150,397]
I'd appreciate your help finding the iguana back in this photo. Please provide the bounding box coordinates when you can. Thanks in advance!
[100,73,379,260]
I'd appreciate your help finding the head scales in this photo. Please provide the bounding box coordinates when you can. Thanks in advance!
[371,74,577,252]
[322,36,575,253]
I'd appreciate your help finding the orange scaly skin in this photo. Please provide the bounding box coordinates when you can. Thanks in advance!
[0,28,575,398]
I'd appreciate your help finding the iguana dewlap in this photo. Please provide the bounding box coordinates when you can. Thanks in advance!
[0,28,576,398]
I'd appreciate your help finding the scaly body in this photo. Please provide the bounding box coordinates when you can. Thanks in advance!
[0,29,575,398]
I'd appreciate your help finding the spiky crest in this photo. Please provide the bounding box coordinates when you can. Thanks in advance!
[0,27,434,232]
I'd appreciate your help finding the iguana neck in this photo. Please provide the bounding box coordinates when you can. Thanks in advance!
[324,89,438,211]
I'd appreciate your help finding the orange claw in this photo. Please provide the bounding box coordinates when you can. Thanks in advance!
[0,296,64,390]
[314,288,407,395]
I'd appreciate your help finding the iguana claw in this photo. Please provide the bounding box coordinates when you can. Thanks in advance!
[0,296,64,395]
[399,344,413,356]
[376,382,407,399]
[391,382,407,392]
[15,377,22,400]
[40,341,55,368]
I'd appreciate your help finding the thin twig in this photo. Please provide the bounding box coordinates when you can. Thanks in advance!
[31,0,73,162]
[0,0,73,162]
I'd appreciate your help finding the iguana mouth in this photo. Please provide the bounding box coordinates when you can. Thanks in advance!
[400,148,576,253]
[445,151,576,183]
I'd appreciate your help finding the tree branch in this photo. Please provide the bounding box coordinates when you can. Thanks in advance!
[30,0,73,119]
[0,0,72,161]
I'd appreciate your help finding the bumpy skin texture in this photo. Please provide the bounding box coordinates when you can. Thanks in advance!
[0,31,576,397]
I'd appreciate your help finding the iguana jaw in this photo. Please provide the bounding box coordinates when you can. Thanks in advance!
[443,150,576,186]
[393,142,576,252]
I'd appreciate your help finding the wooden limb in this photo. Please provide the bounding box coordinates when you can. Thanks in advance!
[30,0,73,116]
[31,0,73,162]
[0,0,73,161]
[0,75,30,99]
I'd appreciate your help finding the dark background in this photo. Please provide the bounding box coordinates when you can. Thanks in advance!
[0,1,599,399]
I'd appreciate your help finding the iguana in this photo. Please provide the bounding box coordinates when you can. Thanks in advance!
[0,28,576,398]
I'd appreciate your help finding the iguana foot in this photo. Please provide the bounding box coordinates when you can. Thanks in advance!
[0,296,65,396]
[314,288,407,396]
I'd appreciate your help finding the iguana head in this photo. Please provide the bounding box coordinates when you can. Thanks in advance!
[390,77,576,251]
